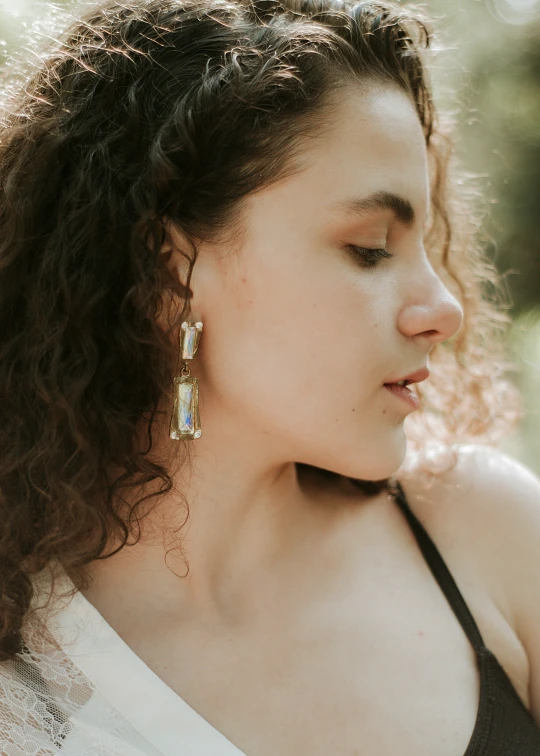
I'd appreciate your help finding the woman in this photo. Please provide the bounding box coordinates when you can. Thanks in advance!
[0,0,539,752]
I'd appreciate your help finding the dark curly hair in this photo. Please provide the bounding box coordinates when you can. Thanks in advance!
[0,0,521,660]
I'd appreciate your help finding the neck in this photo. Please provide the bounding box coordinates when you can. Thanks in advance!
[79,413,374,624]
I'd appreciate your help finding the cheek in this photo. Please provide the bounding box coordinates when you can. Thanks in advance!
[205,276,324,394]
[201,262,386,419]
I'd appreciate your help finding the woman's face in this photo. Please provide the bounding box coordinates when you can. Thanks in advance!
[174,84,464,482]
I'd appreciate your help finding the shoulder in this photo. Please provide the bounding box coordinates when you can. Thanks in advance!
[398,442,540,723]
[397,442,540,616]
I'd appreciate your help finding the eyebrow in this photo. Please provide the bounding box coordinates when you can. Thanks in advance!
[333,190,417,227]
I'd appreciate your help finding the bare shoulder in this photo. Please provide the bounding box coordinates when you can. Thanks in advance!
[397,442,540,722]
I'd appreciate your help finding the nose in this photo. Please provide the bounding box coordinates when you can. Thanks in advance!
[398,261,464,346]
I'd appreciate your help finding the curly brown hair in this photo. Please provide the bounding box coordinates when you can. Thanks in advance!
[0,0,521,660]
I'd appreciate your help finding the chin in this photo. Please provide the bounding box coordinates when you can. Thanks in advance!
[293,422,407,482]
[333,431,408,481]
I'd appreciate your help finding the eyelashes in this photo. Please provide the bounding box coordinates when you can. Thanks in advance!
[346,245,394,269]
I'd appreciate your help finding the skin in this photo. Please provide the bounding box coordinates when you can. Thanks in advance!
[79,83,540,754]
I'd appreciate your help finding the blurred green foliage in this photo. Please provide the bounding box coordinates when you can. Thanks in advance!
[1,0,539,469]
[427,0,540,315]
[424,0,540,468]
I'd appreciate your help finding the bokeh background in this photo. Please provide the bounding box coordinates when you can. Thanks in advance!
[1,0,539,471]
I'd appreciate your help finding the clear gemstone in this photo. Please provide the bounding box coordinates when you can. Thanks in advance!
[181,326,198,359]
[170,376,201,440]
[178,382,194,432]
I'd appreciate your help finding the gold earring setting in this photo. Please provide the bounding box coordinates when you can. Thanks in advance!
[169,321,203,440]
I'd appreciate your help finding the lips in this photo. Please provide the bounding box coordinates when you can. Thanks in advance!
[383,382,421,410]
[383,367,430,386]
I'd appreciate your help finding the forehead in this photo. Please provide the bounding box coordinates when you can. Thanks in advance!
[282,84,429,220]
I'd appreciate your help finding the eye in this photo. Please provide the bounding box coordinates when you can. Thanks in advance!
[346,245,394,269]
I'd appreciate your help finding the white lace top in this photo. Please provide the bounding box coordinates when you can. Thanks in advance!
[0,570,246,756]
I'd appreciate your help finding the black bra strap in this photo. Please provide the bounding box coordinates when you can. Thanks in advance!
[392,479,487,655]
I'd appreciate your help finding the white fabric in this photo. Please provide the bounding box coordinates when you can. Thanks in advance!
[0,569,247,756]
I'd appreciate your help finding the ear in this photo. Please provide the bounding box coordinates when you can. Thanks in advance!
[159,219,197,300]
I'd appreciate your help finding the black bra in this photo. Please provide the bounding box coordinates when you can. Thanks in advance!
[393,480,540,755]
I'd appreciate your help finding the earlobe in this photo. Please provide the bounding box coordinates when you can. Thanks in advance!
[159,219,197,297]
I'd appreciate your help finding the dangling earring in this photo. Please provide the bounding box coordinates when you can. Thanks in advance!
[169,320,203,440]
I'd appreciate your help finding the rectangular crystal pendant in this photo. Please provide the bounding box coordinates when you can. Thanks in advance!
[181,324,202,360]
[169,376,201,440]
